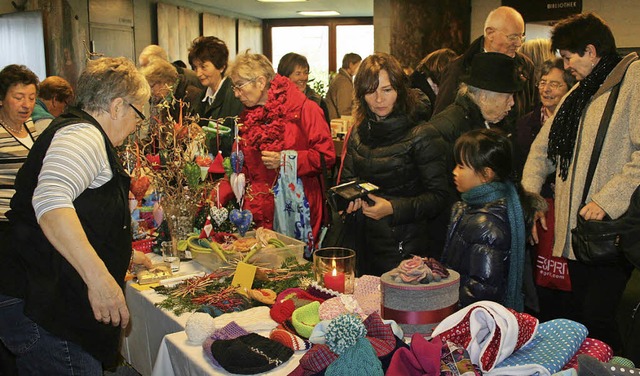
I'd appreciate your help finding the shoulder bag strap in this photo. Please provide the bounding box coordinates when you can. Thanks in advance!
[579,81,623,205]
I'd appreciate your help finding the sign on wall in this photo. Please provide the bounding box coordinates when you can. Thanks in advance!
[502,0,582,22]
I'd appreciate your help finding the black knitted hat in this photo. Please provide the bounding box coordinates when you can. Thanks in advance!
[210,333,294,374]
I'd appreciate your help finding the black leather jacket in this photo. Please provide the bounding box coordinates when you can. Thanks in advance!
[341,111,455,276]
[442,198,510,308]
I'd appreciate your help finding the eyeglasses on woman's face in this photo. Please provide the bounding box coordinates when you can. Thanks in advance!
[537,80,565,90]
[128,103,146,121]
[231,78,257,93]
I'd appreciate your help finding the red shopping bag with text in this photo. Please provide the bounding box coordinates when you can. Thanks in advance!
[534,198,572,291]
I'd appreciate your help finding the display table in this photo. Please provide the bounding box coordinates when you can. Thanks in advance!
[121,255,208,376]
[152,313,305,376]
[151,306,303,375]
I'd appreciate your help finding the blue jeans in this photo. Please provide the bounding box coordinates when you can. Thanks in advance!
[0,294,102,375]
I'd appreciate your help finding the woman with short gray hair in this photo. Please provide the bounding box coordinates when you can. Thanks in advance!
[0,57,152,374]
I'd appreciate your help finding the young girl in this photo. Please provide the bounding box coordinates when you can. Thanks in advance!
[442,129,544,312]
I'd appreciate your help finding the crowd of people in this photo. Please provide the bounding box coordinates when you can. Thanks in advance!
[0,4,638,374]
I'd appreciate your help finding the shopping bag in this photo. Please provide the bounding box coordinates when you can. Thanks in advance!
[534,198,572,291]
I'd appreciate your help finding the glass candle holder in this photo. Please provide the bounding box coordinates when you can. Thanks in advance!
[313,247,356,294]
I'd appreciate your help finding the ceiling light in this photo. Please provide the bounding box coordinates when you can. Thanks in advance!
[297,10,341,16]
[257,0,307,2]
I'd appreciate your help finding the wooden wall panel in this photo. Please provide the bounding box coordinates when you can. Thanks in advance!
[202,13,237,60]
[157,2,199,64]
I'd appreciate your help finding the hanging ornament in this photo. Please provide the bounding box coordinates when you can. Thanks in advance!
[229,208,253,237]
[209,151,225,174]
[222,157,233,178]
[230,172,246,203]
[210,206,229,227]
[183,161,201,189]
[230,150,244,173]
[199,216,214,239]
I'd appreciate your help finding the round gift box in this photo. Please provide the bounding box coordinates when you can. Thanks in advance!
[380,269,460,337]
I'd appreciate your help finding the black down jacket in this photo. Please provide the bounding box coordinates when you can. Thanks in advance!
[341,112,455,276]
[442,198,511,308]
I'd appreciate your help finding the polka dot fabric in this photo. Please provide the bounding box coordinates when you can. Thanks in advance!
[563,337,613,370]
[489,319,587,375]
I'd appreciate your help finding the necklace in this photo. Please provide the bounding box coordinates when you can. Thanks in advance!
[0,116,23,134]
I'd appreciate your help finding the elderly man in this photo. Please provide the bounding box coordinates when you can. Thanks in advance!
[325,53,362,120]
[31,76,74,133]
[433,6,536,132]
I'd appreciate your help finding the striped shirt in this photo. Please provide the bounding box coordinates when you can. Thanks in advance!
[0,119,37,221]
[32,123,113,222]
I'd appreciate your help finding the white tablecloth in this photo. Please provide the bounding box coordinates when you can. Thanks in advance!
[121,255,208,376]
[151,307,305,376]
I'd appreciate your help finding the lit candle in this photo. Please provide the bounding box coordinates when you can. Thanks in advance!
[323,259,345,293]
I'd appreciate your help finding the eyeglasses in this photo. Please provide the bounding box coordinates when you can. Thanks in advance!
[537,80,565,90]
[499,30,526,43]
[129,103,146,122]
[231,78,257,92]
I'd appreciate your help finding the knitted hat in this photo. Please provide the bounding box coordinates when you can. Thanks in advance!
[291,301,321,338]
[202,321,249,367]
[320,295,366,321]
[210,333,294,374]
[270,288,326,324]
[185,312,216,345]
[269,327,311,351]
[324,314,383,376]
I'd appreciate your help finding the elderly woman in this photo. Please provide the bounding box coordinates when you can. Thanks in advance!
[429,52,520,155]
[277,52,330,124]
[515,58,576,321]
[140,57,202,120]
[189,36,243,157]
[0,57,152,374]
[0,65,39,229]
[516,58,576,184]
[523,12,640,351]
[341,53,454,276]
[224,52,335,251]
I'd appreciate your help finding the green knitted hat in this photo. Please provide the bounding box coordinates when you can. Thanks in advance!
[291,301,321,339]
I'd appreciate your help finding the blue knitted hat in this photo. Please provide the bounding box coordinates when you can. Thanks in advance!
[325,314,383,376]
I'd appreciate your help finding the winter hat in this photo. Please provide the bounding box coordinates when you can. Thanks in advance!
[325,314,383,376]
[353,275,381,316]
[307,281,341,300]
[462,52,521,93]
[269,327,311,351]
[202,321,249,367]
[185,312,216,345]
[319,294,366,321]
[291,301,321,338]
[210,333,294,374]
[270,288,325,324]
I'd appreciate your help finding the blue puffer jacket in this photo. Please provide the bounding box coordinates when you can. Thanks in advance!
[442,198,511,308]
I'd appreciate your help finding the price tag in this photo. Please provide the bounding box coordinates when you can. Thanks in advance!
[231,261,257,296]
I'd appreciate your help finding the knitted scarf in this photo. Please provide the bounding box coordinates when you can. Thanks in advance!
[547,54,621,180]
[461,181,526,311]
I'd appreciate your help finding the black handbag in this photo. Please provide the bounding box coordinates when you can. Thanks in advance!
[570,77,640,266]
